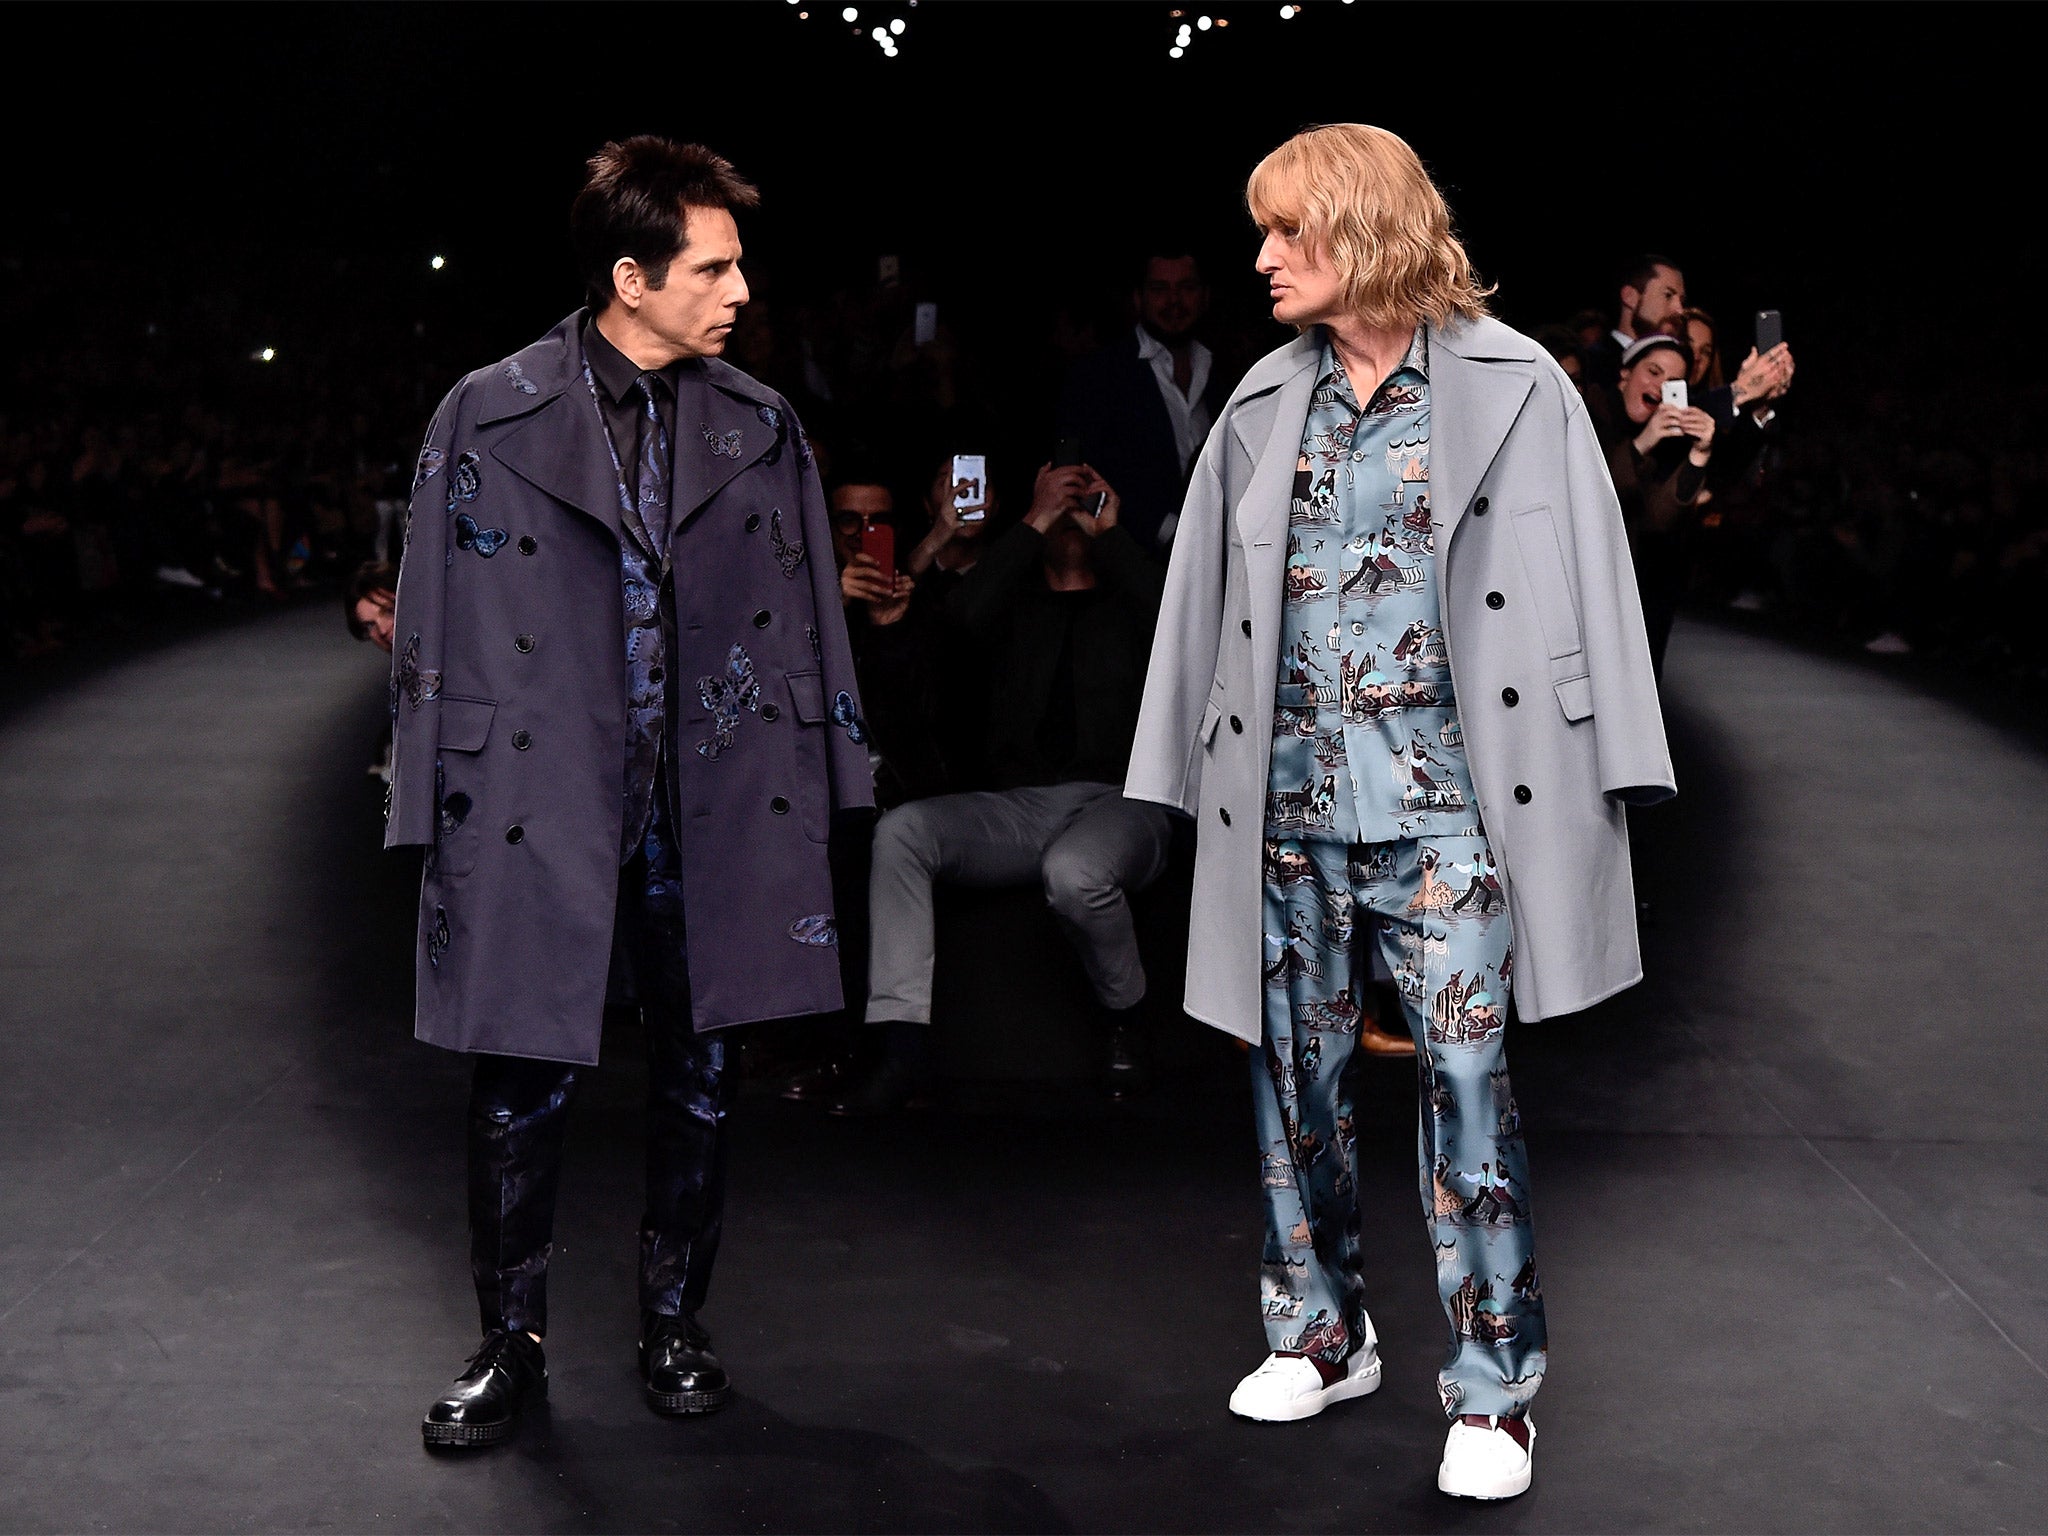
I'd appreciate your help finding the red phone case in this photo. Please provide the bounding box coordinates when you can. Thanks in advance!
[860,522,896,587]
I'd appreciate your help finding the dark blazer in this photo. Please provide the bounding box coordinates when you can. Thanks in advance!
[1056,331,1230,552]
[387,311,873,1063]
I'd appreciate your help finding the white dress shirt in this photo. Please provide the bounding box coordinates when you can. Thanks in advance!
[1134,324,1214,477]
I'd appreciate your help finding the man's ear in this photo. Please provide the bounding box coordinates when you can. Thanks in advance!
[612,257,643,312]
[1618,285,1641,318]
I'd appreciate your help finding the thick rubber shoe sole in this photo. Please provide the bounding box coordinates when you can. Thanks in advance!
[1437,1457,1532,1500]
[646,1381,732,1415]
[1229,1354,1382,1422]
[422,1416,514,1448]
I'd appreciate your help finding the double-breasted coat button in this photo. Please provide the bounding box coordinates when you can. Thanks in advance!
[512,730,532,750]
[1501,687,1519,707]
[1230,715,1243,734]
[753,609,772,628]
[1514,784,1532,804]
[517,535,537,555]
[770,795,790,815]
[1486,591,1506,609]
[744,513,761,532]
[514,634,534,653]
[762,703,781,722]
[1241,619,1252,637]
[1219,807,1232,826]
[505,824,525,843]
[1473,496,1490,516]
[648,667,663,684]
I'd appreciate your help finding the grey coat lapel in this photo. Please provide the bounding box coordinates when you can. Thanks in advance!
[486,313,641,550]
[1428,320,1537,561]
[1229,344,1319,552]
[670,368,774,533]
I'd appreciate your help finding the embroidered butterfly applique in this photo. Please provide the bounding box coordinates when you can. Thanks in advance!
[455,513,508,557]
[806,624,822,661]
[452,451,483,501]
[769,508,807,578]
[503,360,538,395]
[831,690,867,745]
[787,913,838,948]
[703,425,744,459]
[696,642,761,759]
[758,405,787,465]
[427,905,451,969]
[397,634,442,710]
[414,445,445,493]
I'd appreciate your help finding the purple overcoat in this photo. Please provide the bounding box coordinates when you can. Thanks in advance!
[386,311,874,1063]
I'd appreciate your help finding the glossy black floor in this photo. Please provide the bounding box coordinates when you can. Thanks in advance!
[3,607,2045,1534]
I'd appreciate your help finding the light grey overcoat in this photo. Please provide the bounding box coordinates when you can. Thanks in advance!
[1126,317,1675,1039]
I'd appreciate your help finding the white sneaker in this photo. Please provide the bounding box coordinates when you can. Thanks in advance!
[1227,1347,1381,1422]
[1437,1413,1534,1499]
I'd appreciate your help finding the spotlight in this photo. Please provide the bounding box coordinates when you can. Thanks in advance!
[1169,44,1184,57]
[889,16,904,31]
[430,255,446,270]
[256,347,277,363]
[842,5,857,18]
[1279,3,1295,14]
[1197,14,1211,27]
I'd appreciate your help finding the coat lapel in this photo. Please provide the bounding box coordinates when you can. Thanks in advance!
[1229,344,1319,551]
[1428,321,1536,558]
[488,313,640,549]
[669,368,775,535]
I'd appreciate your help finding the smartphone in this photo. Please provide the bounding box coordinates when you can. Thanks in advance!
[1053,435,1084,469]
[913,302,938,348]
[859,519,896,587]
[1755,309,1783,355]
[1660,378,1688,409]
[1085,489,1109,517]
[950,453,987,523]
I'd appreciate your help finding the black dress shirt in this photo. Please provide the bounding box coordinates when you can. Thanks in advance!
[583,317,685,552]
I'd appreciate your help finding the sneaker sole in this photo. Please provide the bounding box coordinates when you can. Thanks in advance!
[646,1382,732,1416]
[1229,1357,1382,1422]
[1437,1459,1532,1500]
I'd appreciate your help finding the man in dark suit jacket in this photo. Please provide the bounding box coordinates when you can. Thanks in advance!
[1577,253,1689,392]
[1056,249,1231,555]
[389,138,871,1449]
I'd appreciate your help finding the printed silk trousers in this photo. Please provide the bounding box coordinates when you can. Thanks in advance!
[1254,833,1546,1420]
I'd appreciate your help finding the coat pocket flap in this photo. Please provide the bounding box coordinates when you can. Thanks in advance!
[1553,674,1595,722]
[1200,700,1224,745]
[786,670,826,725]
[440,696,497,752]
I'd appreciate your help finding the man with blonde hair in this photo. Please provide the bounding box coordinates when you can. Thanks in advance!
[1128,123,1674,1500]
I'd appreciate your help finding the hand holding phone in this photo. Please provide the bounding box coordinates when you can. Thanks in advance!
[1660,378,1689,409]
[1754,309,1783,356]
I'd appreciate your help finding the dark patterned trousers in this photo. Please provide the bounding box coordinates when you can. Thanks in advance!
[466,798,734,1337]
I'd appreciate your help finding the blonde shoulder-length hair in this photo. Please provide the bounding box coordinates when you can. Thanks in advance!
[1246,123,1493,333]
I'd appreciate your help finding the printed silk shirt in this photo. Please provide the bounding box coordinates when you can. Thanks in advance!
[1265,327,1480,844]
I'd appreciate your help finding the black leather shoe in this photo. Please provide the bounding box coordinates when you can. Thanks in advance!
[640,1312,732,1415]
[1104,1019,1149,1101]
[779,1055,859,1103]
[826,1056,937,1118]
[422,1330,547,1448]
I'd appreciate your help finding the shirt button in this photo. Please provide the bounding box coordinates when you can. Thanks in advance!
[745,513,762,532]
[1241,619,1252,637]
[753,609,772,628]
[512,730,532,750]
[648,667,664,684]
[1473,496,1490,516]
[1352,450,1366,462]
[514,634,534,653]
[762,703,781,722]
[1219,807,1232,826]
[1230,715,1243,734]
[1351,622,1365,636]
[1513,784,1532,804]
[1501,687,1519,707]
[770,795,790,815]
[517,535,538,555]
[1486,591,1505,610]
[505,824,525,844]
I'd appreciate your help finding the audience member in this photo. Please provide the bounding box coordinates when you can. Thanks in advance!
[1056,247,1229,553]
[832,459,1172,1114]
[1578,253,1688,390]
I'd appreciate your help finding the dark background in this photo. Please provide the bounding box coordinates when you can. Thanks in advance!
[6,0,2037,435]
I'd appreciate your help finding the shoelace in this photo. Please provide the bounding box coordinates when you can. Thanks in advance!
[463,1330,518,1374]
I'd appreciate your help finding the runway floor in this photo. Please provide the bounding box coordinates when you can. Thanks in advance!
[3,607,2045,1533]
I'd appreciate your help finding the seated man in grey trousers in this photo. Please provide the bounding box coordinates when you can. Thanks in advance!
[830,461,1174,1114]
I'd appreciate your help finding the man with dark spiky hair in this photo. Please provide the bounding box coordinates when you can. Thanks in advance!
[388,137,871,1449]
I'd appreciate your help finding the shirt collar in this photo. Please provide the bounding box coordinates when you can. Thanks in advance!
[1317,324,1428,404]
[583,315,677,404]
[1134,323,1210,366]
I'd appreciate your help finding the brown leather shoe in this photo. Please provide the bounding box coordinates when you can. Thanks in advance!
[1356,1017,1416,1057]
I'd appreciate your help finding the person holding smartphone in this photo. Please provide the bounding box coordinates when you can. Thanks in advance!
[1598,333,1717,676]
